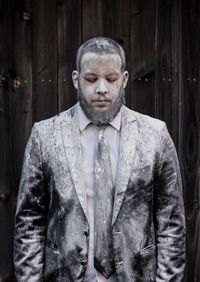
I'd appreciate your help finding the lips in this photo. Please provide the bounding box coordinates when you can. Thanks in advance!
[92,99,111,107]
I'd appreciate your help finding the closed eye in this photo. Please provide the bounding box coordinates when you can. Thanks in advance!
[84,75,97,83]
[106,77,118,82]
[106,74,119,82]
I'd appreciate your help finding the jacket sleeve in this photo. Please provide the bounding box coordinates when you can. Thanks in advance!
[14,123,48,282]
[155,124,186,282]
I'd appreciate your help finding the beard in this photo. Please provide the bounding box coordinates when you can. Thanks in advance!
[78,85,125,125]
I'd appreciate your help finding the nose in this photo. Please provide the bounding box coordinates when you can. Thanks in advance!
[96,79,108,95]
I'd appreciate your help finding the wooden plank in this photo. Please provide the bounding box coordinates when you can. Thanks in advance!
[57,0,82,112]
[0,0,16,280]
[179,1,200,281]
[0,0,32,280]
[130,0,156,117]
[82,0,107,40]
[155,0,181,146]
[11,0,33,190]
[32,0,58,121]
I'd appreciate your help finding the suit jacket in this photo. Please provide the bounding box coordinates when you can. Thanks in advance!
[14,103,185,282]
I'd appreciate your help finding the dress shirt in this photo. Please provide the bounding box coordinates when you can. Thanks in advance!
[78,104,120,282]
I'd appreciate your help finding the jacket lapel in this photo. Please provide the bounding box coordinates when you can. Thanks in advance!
[59,104,138,225]
[112,106,138,225]
[60,104,88,221]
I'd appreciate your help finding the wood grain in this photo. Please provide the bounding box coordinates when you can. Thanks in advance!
[0,1,17,280]
[57,0,81,112]
[82,0,107,40]
[179,1,200,281]
[130,0,156,117]
[0,0,32,280]
[155,0,181,146]
[32,0,58,121]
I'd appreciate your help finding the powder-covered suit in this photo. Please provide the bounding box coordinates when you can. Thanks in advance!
[14,103,186,281]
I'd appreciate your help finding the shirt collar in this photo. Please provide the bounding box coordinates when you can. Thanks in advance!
[78,103,121,132]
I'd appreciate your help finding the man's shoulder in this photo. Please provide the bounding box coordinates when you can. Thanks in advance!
[122,106,170,149]
[33,103,78,132]
[122,106,166,132]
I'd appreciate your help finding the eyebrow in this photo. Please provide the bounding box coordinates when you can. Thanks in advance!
[84,72,120,76]
[84,73,97,76]
[106,72,120,76]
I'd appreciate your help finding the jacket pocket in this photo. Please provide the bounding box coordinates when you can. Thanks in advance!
[140,243,156,256]
[45,243,60,254]
[132,243,156,281]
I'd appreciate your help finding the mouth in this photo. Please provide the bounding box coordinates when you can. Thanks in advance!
[92,99,111,108]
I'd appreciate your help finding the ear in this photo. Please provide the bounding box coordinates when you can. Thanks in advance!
[72,70,79,90]
[122,71,129,89]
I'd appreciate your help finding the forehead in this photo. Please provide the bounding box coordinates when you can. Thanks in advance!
[80,52,122,74]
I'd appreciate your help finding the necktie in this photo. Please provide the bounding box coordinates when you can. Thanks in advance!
[94,126,115,278]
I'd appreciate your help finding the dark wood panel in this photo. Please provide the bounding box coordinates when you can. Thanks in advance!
[82,0,107,40]
[155,0,181,145]
[11,0,33,191]
[0,0,32,280]
[57,0,81,112]
[32,0,58,121]
[0,0,16,280]
[8,2,33,267]
[180,1,200,281]
[0,0,13,197]
[130,0,156,117]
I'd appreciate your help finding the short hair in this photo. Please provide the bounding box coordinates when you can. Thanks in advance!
[76,37,126,72]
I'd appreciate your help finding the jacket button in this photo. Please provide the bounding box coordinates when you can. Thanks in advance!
[113,231,121,235]
[116,261,123,265]
[84,230,89,237]
[58,206,65,218]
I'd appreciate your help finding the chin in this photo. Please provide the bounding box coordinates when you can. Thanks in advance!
[94,106,110,112]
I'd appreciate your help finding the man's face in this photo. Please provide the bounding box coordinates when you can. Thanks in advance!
[72,52,129,124]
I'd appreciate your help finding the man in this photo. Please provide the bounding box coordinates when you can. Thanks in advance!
[14,37,185,281]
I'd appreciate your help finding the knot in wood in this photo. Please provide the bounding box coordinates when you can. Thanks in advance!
[12,77,21,90]
[22,11,31,21]
[0,73,8,87]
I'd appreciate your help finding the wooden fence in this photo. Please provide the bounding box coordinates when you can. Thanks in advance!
[0,0,199,281]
